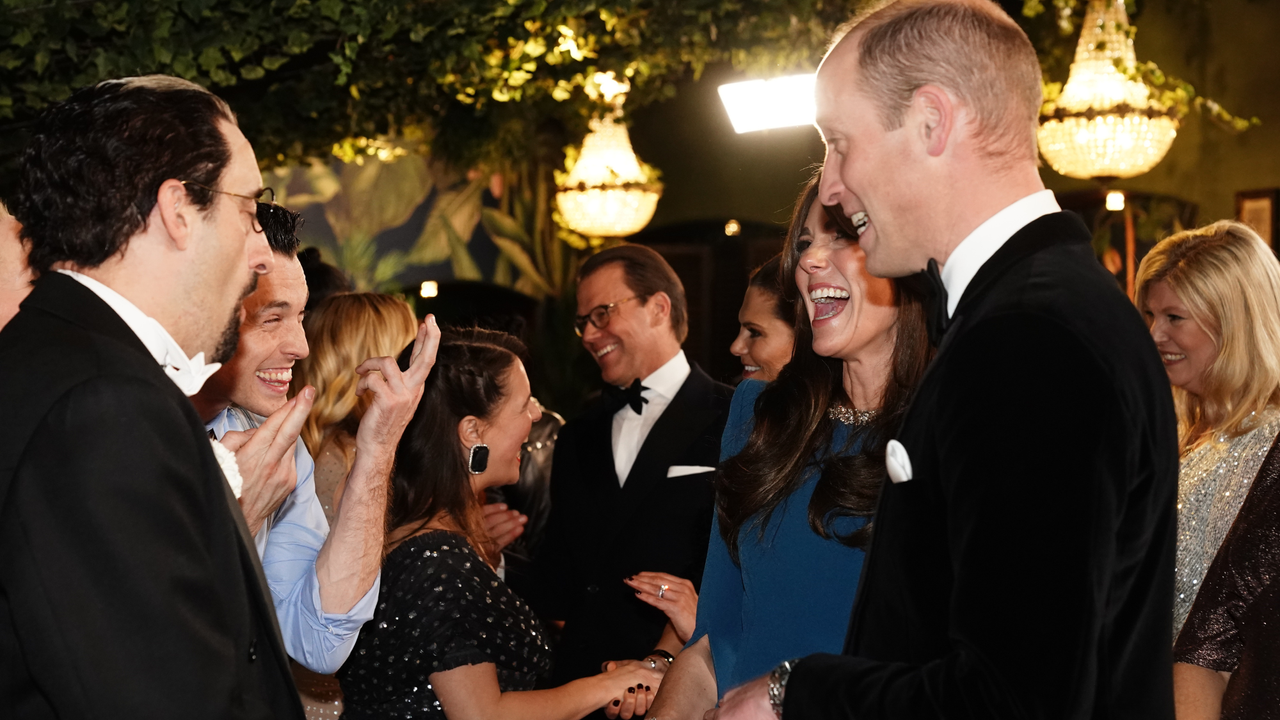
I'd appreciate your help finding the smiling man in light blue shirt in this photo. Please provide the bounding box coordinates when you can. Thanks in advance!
[191,206,440,677]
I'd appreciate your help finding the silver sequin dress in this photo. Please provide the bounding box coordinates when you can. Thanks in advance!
[1173,410,1280,636]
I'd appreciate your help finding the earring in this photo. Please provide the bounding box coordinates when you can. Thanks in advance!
[468,444,489,475]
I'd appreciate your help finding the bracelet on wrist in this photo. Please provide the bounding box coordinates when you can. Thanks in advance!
[648,648,675,666]
[768,658,800,720]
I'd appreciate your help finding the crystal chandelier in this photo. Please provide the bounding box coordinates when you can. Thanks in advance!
[556,74,663,238]
[1036,0,1178,180]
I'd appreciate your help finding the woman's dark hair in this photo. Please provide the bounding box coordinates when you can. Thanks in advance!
[387,328,527,565]
[747,254,796,325]
[715,173,932,561]
[298,247,354,313]
[13,76,236,276]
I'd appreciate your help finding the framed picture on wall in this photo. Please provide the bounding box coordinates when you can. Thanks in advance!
[1236,189,1279,247]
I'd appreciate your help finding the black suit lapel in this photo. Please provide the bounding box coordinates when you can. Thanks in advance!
[582,400,621,492]
[906,213,1091,409]
[216,464,294,684]
[951,211,1092,320]
[20,272,155,359]
[597,366,718,548]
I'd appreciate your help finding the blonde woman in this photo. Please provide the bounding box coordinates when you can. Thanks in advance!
[293,292,419,524]
[283,292,420,718]
[1135,221,1280,717]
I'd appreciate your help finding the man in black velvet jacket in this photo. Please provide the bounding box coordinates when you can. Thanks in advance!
[711,2,1180,719]
[0,77,307,718]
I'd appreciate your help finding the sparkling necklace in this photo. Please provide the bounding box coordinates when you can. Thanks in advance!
[828,404,879,427]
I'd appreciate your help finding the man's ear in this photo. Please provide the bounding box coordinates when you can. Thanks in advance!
[646,292,672,328]
[912,85,954,158]
[156,178,196,252]
[457,415,484,449]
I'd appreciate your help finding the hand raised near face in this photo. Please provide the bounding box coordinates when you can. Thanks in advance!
[352,316,442,456]
[220,386,315,536]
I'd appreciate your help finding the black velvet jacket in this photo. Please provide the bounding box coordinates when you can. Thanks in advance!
[0,274,303,719]
[514,364,732,688]
[786,212,1180,719]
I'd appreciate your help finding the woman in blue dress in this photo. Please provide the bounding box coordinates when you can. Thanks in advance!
[645,174,932,719]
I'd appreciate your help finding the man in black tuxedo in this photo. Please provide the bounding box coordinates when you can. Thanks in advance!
[713,2,1179,719]
[0,76,313,718]
[518,245,732,711]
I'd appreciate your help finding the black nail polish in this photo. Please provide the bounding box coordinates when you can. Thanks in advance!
[636,683,644,689]
[613,700,621,707]
[627,687,635,694]
[645,685,651,691]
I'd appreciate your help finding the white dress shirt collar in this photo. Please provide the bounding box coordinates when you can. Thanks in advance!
[634,349,691,400]
[939,189,1061,318]
[57,269,221,396]
[610,349,691,485]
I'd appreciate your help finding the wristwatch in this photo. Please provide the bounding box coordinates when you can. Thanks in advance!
[767,659,799,720]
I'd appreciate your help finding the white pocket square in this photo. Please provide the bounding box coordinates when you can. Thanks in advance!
[667,465,716,478]
[886,439,913,484]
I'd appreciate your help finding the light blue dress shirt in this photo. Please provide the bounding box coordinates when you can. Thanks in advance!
[208,406,379,674]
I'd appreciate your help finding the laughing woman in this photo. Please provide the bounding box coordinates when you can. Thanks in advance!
[646,175,931,719]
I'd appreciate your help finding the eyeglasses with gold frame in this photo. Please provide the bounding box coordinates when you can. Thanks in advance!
[180,180,280,234]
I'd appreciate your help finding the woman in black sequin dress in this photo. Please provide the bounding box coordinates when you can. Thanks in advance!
[338,329,662,720]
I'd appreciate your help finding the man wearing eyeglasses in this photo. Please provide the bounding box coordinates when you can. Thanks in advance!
[515,244,733,716]
[0,76,305,718]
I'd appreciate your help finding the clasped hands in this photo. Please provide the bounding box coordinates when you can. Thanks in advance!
[600,658,665,719]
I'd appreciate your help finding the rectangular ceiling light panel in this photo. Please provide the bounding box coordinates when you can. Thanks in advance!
[718,74,817,134]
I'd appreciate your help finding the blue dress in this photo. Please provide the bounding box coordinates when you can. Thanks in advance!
[689,380,866,694]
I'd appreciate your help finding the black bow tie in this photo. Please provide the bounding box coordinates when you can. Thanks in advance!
[922,258,950,347]
[604,378,650,415]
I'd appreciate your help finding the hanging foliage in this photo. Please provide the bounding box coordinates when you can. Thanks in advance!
[0,0,851,178]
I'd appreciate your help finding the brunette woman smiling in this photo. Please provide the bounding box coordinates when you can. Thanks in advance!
[338,329,661,720]
[729,254,796,383]
[647,175,931,719]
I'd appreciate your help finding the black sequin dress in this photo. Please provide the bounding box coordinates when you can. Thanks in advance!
[1175,436,1280,718]
[338,531,553,719]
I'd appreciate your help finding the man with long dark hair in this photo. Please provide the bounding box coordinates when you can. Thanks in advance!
[712,1,1179,718]
[2,76,301,718]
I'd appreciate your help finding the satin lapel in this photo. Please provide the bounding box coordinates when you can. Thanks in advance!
[216,462,295,686]
[602,367,717,543]
[582,400,621,492]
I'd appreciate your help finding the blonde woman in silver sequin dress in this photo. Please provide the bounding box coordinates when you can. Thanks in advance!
[1135,220,1280,715]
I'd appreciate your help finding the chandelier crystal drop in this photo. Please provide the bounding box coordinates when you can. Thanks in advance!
[1036,0,1178,180]
[556,73,662,238]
